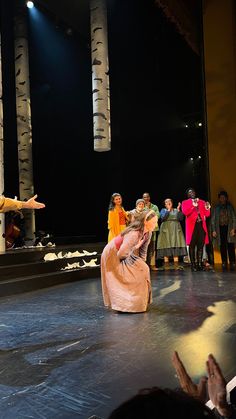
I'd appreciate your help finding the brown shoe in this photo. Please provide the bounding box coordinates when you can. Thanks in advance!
[150,265,158,271]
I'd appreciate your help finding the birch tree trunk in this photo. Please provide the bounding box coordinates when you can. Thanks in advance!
[14,6,35,241]
[90,0,111,152]
[0,34,5,251]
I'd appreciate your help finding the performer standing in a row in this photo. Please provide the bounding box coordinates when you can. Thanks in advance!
[182,188,210,271]
[107,193,129,242]
[142,192,160,271]
[156,198,187,269]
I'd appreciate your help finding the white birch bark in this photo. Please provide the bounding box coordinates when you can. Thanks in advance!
[90,0,111,151]
[0,34,5,251]
[14,9,35,240]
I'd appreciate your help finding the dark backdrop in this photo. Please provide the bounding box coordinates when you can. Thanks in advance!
[0,0,208,241]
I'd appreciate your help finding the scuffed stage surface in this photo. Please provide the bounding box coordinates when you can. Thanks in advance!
[0,269,236,418]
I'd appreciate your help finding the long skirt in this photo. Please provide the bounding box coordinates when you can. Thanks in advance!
[101,241,152,313]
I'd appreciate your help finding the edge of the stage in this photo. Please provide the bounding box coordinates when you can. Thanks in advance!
[0,237,106,298]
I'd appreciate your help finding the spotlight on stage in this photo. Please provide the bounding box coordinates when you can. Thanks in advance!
[190,157,194,161]
[26,1,34,8]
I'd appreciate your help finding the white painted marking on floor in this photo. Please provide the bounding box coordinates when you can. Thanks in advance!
[57,340,81,352]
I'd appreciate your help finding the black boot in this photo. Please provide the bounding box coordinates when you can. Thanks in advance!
[229,262,235,271]
[189,247,197,272]
[222,262,227,271]
[197,249,204,271]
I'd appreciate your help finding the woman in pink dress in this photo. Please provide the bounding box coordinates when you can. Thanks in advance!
[101,210,158,313]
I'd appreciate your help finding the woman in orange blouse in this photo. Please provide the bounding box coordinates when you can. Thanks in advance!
[107,193,129,242]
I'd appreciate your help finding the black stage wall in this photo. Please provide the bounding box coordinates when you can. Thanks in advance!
[0,0,207,241]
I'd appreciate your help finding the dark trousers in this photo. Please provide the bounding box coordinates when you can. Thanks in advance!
[220,225,236,264]
[205,242,214,265]
[190,221,205,251]
[147,231,159,266]
[189,221,206,265]
[146,237,155,266]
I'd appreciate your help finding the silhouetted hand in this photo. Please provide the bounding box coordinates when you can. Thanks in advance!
[172,351,233,418]
[172,351,207,402]
[206,354,231,417]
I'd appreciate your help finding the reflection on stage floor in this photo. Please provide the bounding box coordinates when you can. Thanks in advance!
[0,268,235,419]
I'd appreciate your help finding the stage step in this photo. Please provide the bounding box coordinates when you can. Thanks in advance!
[0,254,101,281]
[0,242,105,297]
[0,242,105,265]
[0,266,100,297]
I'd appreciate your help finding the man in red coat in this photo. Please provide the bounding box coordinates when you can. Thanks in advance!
[182,188,211,271]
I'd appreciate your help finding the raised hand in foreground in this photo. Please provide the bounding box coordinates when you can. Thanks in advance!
[172,351,234,418]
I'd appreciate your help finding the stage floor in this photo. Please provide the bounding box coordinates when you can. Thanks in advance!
[0,267,236,419]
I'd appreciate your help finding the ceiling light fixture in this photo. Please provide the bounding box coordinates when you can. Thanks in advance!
[26,1,34,8]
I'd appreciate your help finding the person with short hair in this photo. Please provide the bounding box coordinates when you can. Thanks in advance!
[172,351,236,419]
[107,352,236,419]
[128,198,145,223]
[182,188,211,271]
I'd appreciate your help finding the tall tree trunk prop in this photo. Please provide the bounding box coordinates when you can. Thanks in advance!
[14,5,35,241]
[0,34,5,251]
[90,0,111,152]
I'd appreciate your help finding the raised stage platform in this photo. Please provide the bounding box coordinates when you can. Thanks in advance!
[0,241,105,297]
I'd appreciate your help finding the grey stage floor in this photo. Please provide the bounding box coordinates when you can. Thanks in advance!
[0,268,236,419]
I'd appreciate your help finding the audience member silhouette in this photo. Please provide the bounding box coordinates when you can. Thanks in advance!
[172,351,236,419]
[108,386,216,419]
[105,352,235,419]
